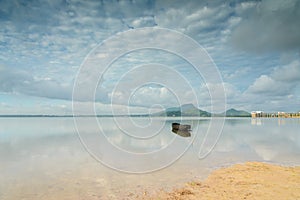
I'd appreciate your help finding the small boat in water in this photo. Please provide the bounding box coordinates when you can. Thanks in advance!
[172,123,191,131]
[172,123,191,137]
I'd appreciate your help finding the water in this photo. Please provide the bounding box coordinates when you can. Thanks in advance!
[0,117,299,199]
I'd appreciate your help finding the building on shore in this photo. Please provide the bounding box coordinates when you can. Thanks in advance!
[251,111,263,118]
[251,111,300,118]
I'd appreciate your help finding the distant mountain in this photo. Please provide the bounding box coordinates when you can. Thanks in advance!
[154,104,211,117]
[153,105,251,117]
[222,108,251,117]
[0,107,251,118]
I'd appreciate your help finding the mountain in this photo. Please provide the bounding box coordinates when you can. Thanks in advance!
[154,104,211,117]
[153,105,251,117]
[223,108,251,117]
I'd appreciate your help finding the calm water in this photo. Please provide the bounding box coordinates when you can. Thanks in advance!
[0,117,299,199]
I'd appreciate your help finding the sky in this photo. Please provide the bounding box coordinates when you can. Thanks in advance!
[0,0,300,115]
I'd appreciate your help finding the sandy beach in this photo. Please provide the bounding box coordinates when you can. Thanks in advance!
[141,162,300,200]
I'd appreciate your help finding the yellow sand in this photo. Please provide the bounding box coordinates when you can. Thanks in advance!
[141,162,300,200]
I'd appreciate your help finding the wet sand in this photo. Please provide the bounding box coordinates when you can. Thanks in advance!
[2,161,300,200]
[142,162,300,200]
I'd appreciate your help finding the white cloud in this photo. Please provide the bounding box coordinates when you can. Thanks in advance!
[242,59,300,111]
[128,86,178,107]
[247,60,300,96]
[103,63,199,108]
[247,75,291,96]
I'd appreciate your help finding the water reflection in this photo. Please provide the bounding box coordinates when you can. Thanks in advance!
[251,117,300,126]
[212,118,300,164]
[0,117,300,199]
[251,118,262,125]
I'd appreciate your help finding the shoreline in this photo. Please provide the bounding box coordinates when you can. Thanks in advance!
[139,161,300,200]
[2,161,299,200]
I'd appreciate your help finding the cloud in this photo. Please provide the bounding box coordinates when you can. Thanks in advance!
[223,67,250,80]
[0,65,72,100]
[0,65,31,92]
[0,0,299,113]
[247,74,293,96]
[154,1,234,42]
[272,60,300,82]
[247,60,300,96]
[0,93,156,115]
[242,59,300,111]
[230,0,300,52]
[122,85,177,107]
[104,63,199,108]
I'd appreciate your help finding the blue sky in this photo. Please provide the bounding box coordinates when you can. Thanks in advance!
[0,0,300,114]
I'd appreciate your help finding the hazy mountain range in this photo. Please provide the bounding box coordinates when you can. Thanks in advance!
[153,104,251,117]
[0,104,251,117]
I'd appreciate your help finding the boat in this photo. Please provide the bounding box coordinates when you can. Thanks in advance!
[171,123,191,137]
[172,123,191,131]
